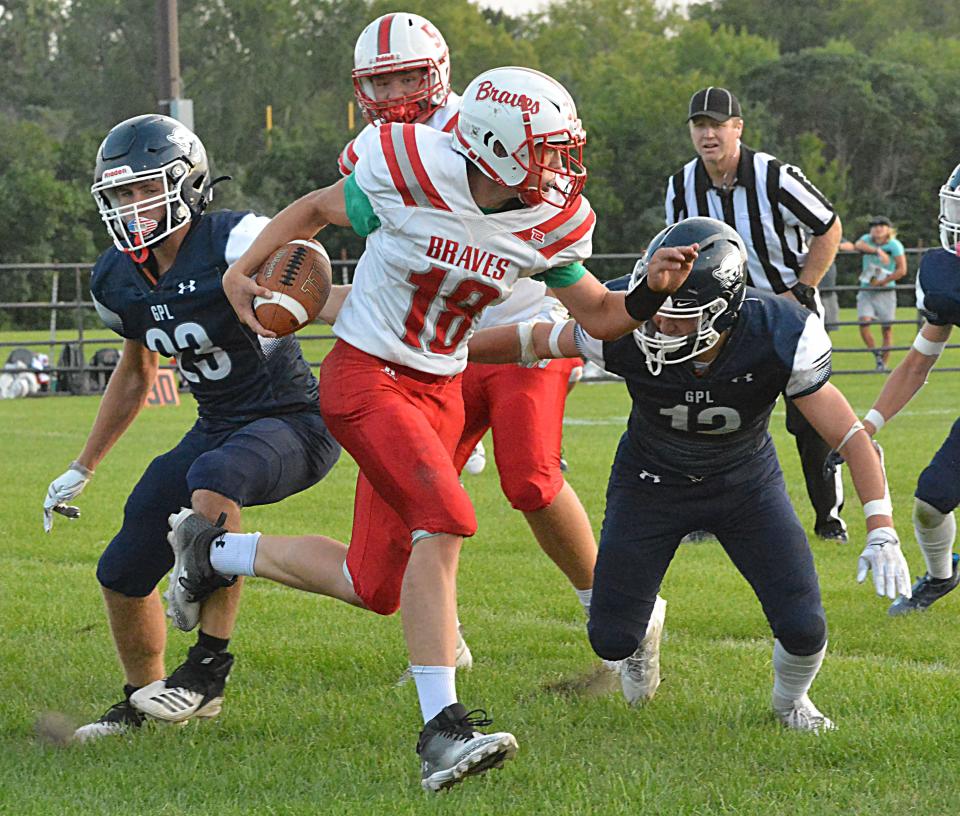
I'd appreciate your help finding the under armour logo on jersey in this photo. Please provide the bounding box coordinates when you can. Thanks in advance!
[731,372,753,383]
[638,470,661,483]
[530,228,545,243]
[178,280,197,294]
[381,366,397,381]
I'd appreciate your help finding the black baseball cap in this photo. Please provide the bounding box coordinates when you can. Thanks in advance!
[868,215,892,227]
[688,87,742,122]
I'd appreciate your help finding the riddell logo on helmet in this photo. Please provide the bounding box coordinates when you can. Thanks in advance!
[475,81,540,114]
[102,166,133,180]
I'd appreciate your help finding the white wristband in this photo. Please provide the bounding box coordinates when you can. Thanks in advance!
[548,320,572,358]
[517,321,539,365]
[863,408,885,432]
[912,332,947,357]
[69,460,95,479]
[863,498,893,519]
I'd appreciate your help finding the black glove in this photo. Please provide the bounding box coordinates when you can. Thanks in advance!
[823,448,845,478]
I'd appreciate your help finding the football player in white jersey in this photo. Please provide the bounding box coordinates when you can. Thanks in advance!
[165,67,695,790]
[338,12,460,177]
[339,12,615,681]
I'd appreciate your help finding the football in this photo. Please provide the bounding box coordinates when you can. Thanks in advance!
[253,239,332,336]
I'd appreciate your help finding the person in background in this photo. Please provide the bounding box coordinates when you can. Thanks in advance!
[854,216,907,371]
[664,86,847,542]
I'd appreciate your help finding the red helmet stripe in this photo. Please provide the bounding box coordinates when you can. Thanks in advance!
[377,14,395,55]
[442,112,459,133]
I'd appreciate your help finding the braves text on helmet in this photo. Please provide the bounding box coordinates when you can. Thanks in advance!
[352,13,451,125]
[92,114,211,260]
[630,217,748,375]
[474,80,540,114]
[453,66,586,209]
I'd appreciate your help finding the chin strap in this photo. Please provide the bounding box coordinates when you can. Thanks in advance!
[124,232,150,265]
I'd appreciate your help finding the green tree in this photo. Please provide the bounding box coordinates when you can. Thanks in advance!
[743,44,945,242]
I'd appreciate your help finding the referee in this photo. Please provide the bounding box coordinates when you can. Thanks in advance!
[665,87,847,541]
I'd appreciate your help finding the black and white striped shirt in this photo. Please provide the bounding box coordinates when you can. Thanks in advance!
[665,145,837,293]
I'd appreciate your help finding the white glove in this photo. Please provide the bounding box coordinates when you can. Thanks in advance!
[43,461,93,532]
[857,526,912,600]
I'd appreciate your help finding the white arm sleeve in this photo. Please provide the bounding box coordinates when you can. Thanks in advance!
[224,214,272,265]
[573,324,606,369]
[785,313,833,398]
[91,293,125,336]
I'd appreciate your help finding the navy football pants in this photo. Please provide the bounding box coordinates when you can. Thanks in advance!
[589,437,827,660]
[916,416,960,514]
[97,412,340,597]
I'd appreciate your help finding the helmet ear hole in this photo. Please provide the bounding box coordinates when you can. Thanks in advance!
[492,141,508,159]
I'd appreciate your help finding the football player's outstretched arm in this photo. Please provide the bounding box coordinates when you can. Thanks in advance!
[468,320,579,365]
[223,179,351,336]
[793,382,912,599]
[552,245,699,341]
[43,340,158,532]
[864,321,952,435]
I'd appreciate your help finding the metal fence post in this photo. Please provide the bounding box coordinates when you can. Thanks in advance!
[75,265,88,395]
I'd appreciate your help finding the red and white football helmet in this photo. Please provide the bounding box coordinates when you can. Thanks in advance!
[453,67,586,209]
[352,13,451,125]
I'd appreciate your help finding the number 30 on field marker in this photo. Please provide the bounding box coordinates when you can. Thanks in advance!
[145,369,180,407]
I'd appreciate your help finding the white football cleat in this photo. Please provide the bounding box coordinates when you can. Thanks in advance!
[464,441,486,476]
[620,595,666,705]
[130,645,233,723]
[774,694,836,733]
[165,508,235,632]
[454,626,474,671]
[417,703,518,791]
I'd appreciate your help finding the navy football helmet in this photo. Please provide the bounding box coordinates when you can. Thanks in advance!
[92,114,211,259]
[938,163,960,255]
[630,217,747,374]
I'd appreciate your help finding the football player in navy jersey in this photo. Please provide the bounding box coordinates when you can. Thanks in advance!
[862,163,960,615]
[468,217,911,731]
[42,114,341,741]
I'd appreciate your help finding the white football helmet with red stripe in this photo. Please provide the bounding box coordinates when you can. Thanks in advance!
[453,67,586,209]
[353,12,451,125]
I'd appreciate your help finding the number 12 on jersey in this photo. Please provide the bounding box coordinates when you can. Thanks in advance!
[402,266,501,354]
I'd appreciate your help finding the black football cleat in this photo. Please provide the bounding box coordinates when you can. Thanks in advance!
[889,553,960,616]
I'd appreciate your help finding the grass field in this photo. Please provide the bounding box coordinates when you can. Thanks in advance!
[1,313,958,815]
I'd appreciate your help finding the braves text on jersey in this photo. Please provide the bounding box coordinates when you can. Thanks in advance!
[336,122,595,375]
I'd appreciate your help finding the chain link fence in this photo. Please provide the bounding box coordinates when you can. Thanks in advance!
[0,250,956,396]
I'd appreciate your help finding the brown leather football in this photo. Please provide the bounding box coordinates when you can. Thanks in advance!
[253,239,332,336]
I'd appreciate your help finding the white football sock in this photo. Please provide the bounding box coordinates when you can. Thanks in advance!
[914,499,957,580]
[771,639,826,712]
[410,665,457,723]
[209,532,261,577]
[575,587,593,617]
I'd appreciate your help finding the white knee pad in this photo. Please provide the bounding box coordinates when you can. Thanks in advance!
[913,498,951,532]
